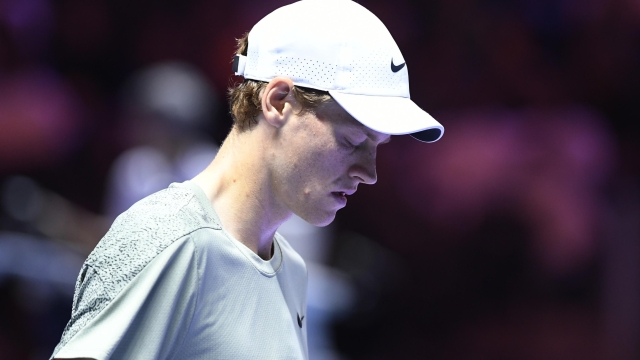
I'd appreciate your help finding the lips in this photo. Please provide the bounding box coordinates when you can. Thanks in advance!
[334,189,356,196]
[331,191,347,205]
[331,189,356,206]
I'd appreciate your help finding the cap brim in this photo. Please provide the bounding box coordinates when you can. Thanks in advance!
[329,91,444,143]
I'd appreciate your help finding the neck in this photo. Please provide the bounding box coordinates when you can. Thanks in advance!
[191,128,290,260]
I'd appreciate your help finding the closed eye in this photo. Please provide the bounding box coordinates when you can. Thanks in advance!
[341,137,357,151]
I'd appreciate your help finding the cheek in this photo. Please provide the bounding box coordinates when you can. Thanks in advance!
[292,138,340,171]
[278,125,348,188]
[286,149,346,196]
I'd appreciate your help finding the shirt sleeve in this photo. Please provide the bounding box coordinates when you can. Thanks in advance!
[53,237,200,360]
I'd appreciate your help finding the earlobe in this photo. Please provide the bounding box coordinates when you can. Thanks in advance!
[262,77,296,128]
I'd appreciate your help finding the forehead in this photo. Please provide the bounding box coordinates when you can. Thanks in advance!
[313,100,390,143]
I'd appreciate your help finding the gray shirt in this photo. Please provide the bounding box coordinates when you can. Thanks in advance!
[52,181,308,360]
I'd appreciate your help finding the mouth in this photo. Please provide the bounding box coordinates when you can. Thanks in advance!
[331,191,348,204]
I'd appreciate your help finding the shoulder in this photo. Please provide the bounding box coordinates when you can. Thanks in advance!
[86,184,220,293]
[107,183,220,239]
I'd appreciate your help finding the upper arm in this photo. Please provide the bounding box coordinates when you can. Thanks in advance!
[53,237,200,360]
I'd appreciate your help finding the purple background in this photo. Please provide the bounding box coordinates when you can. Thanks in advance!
[1,0,640,359]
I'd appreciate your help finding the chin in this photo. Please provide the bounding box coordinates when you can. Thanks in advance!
[298,211,336,227]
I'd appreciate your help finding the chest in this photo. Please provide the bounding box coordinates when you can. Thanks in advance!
[179,250,308,359]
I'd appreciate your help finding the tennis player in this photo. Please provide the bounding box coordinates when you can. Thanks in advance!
[51,0,443,358]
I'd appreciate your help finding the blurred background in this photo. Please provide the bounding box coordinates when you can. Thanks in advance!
[1,0,639,359]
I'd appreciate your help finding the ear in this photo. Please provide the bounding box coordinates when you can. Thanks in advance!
[261,77,297,128]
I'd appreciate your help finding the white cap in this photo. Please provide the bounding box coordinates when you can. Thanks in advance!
[233,0,444,143]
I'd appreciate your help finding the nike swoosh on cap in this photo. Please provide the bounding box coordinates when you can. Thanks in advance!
[391,58,405,72]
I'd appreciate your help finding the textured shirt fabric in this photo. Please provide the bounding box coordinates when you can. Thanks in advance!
[51,181,309,360]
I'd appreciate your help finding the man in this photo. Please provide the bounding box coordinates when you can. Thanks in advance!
[51,0,443,359]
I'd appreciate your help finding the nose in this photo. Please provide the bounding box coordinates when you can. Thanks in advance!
[349,148,377,185]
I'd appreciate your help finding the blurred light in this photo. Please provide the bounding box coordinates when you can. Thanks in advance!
[125,62,217,129]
